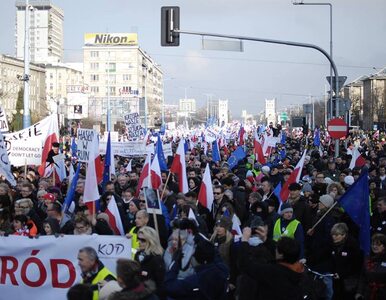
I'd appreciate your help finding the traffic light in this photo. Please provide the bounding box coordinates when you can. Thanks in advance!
[161,6,180,46]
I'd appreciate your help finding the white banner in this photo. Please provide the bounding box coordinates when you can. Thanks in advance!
[163,143,173,157]
[0,106,9,133]
[77,129,97,162]
[0,235,131,299]
[99,141,151,156]
[8,139,42,166]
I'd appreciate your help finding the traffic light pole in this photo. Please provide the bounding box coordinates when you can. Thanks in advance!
[173,28,340,157]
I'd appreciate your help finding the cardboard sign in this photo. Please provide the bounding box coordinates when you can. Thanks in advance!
[8,139,42,166]
[76,129,97,162]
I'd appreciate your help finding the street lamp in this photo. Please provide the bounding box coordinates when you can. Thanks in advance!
[292,1,333,121]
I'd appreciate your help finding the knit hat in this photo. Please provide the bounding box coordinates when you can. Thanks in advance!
[302,182,313,193]
[319,194,334,208]
[216,216,232,231]
[261,166,270,174]
[344,175,354,186]
[280,202,293,215]
[42,193,55,202]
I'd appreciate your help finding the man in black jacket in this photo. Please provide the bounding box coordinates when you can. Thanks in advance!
[238,227,308,300]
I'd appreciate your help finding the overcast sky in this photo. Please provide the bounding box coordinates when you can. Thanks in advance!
[1,0,385,118]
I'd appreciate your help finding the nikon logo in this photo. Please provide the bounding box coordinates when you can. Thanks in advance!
[94,34,128,44]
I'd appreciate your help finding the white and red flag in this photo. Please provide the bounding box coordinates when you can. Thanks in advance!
[280,150,307,201]
[349,147,366,170]
[136,154,151,196]
[150,153,162,190]
[198,164,214,211]
[105,195,125,236]
[38,115,59,177]
[170,139,188,193]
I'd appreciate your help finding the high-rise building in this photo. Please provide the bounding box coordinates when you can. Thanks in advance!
[15,0,64,64]
[83,33,163,130]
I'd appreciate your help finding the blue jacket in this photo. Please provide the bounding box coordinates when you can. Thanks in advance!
[164,259,229,300]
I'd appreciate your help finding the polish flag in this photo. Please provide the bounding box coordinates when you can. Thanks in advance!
[280,150,307,202]
[254,139,266,165]
[198,164,214,211]
[349,147,366,170]
[83,133,101,208]
[105,195,125,235]
[38,115,59,177]
[150,153,162,190]
[125,159,132,173]
[231,213,242,237]
[136,154,151,196]
[238,126,245,146]
[170,139,188,193]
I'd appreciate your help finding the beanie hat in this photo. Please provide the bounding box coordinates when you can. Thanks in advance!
[302,182,313,193]
[250,215,265,228]
[280,202,293,215]
[319,194,334,208]
[42,193,56,202]
[97,213,110,224]
[289,182,302,191]
[261,166,270,174]
[344,175,354,186]
[216,216,232,231]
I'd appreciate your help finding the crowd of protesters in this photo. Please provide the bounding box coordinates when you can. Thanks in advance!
[1,125,386,300]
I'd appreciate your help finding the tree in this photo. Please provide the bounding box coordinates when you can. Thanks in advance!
[10,88,24,131]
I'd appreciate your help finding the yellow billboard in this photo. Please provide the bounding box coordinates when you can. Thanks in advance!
[84,33,138,46]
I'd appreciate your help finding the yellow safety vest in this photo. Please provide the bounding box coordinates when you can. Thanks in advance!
[273,218,300,241]
[129,226,139,258]
[81,267,115,300]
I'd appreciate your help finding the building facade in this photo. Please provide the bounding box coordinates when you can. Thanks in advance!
[207,99,229,126]
[0,54,46,120]
[16,0,64,64]
[265,98,277,125]
[83,33,163,130]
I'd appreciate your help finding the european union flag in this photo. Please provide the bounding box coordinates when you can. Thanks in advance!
[156,134,168,171]
[280,148,286,160]
[338,169,370,255]
[71,137,77,158]
[184,139,189,153]
[227,146,246,169]
[62,163,81,213]
[281,131,286,145]
[314,128,320,147]
[212,140,221,163]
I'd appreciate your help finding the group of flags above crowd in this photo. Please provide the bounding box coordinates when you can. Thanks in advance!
[0,114,382,254]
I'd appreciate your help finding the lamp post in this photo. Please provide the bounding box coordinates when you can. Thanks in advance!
[142,64,148,131]
[293,1,333,121]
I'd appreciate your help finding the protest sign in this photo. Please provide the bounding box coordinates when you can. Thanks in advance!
[0,131,16,186]
[8,139,42,166]
[124,113,145,139]
[76,128,97,162]
[99,140,152,157]
[0,235,131,299]
[163,143,173,158]
[0,106,9,132]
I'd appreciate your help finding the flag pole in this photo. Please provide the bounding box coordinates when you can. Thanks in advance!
[309,201,338,231]
[160,172,172,199]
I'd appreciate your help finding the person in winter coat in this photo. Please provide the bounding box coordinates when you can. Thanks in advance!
[109,259,158,300]
[210,216,234,268]
[330,223,363,300]
[356,233,386,300]
[273,202,305,259]
[134,226,165,294]
[164,228,195,279]
[164,239,229,300]
[238,228,307,300]
[43,217,61,235]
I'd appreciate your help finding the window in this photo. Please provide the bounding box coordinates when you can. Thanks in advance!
[50,83,53,90]
[106,63,116,72]
[90,86,99,93]
[106,87,116,96]
[90,62,99,70]
[123,74,131,81]
[106,74,116,84]
[50,73,53,79]
[90,51,99,58]
[90,74,99,81]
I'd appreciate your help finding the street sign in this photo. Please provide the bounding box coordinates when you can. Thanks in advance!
[326,76,347,93]
[327,118,348,139]
[327,97,351,117]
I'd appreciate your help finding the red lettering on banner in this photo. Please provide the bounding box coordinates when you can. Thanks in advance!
[0,256,19,285]
[20,250,47,287]
[50,259,76,288]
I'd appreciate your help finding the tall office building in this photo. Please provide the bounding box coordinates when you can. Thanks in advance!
[83,33,163,130]
[15,0,64,64]
[265,98,277,125]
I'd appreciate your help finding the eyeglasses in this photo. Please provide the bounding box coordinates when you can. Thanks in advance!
[213,192,222,195]
[17,206,29,209]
